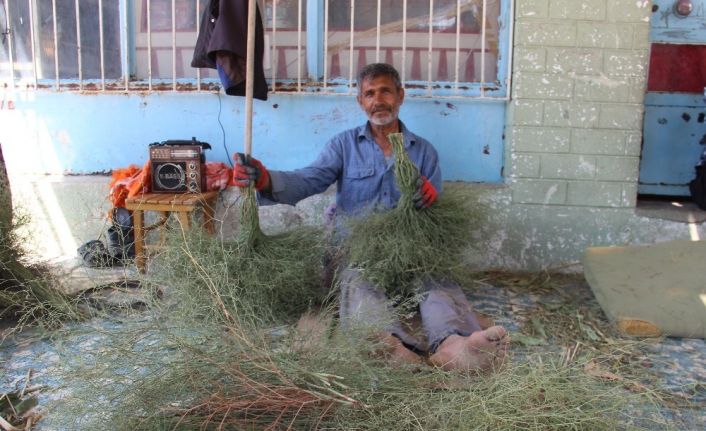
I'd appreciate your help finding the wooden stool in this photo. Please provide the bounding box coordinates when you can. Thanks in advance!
[125,191,219,273]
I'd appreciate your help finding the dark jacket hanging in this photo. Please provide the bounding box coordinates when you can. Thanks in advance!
[192,0,268,101]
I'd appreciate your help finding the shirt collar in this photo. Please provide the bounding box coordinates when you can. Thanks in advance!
[357,120,416,148]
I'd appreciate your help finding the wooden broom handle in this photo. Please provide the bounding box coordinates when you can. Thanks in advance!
[243,0,257,157]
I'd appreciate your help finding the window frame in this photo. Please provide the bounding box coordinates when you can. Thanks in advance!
[2,0,514,99]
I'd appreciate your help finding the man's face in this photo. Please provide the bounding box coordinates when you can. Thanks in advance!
[357,75,405,127]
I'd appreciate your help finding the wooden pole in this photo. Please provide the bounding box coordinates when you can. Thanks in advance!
[243,0,257,157]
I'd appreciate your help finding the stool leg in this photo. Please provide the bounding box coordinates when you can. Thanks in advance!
[177,211,191,231]
[158,211,168,246]
[133,210,146,273]
[203,200,216,234]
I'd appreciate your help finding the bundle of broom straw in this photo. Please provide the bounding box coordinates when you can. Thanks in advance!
[0,162,84,328]
[153,183,327,326]
[345,132,482,298]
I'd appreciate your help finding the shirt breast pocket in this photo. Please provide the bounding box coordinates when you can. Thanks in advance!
[342,166,377,205]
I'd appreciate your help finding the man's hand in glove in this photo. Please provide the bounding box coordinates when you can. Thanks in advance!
[412,175,438,209]
[233,152,271,191]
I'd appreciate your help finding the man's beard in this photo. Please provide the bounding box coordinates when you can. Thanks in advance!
[369,109,397,126]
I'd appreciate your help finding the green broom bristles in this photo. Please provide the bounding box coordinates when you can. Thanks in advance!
[345,133,484,297]
[0,181,86,328]
[58,308,660,431]
[149,184,327,326]
[52,231,667,431]
[237,185,265,248]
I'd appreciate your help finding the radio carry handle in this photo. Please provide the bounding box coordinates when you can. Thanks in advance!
[149,137,212,150]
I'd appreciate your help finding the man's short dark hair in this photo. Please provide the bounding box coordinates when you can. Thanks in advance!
[357,63,402,90]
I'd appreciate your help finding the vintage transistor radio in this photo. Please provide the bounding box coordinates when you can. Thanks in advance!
[149,138,211,193]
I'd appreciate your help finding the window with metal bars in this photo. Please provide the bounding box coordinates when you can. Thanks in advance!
[0,0,511,98]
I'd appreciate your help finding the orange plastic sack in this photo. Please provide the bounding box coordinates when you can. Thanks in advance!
[109,161,150,208]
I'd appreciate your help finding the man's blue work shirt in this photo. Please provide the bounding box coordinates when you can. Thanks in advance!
[260,120,442,217]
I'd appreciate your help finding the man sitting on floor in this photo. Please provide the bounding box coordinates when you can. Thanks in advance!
[233,63,509,371]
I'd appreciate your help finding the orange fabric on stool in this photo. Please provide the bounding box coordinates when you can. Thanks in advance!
[109,161,151,208]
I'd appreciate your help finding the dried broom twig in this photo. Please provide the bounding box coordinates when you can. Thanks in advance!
[345,133,485,297]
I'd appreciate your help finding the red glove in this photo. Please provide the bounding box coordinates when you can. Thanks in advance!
[413,175,438,209]
[233,152,270,190]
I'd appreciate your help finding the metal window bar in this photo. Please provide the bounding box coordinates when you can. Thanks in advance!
[172,0,176,91]
[28,0,37,88]
[323,0,329,90]
[4,0,15,90]
[75,0,82,90]
[196,0,201,90]
[454,0,461,91]
[401,0,407,87]
[375,0,380,63]
[99,0,105,90]
[52,0,59,89]
[427,0,433,93]
[297,0,302,91]
[348,0,354,93]
[121,0,128,91]
[271,0,277,93]
[480,0,486,97]
[147,0,152,91]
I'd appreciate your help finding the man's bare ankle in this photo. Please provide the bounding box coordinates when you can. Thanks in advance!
[429,328,509,372]
[376,332,423,365]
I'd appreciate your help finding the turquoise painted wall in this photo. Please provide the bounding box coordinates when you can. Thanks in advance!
[1,91,506,182]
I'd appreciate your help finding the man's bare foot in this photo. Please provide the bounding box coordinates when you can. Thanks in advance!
[376,332,424,366]
[428,326,509,372]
